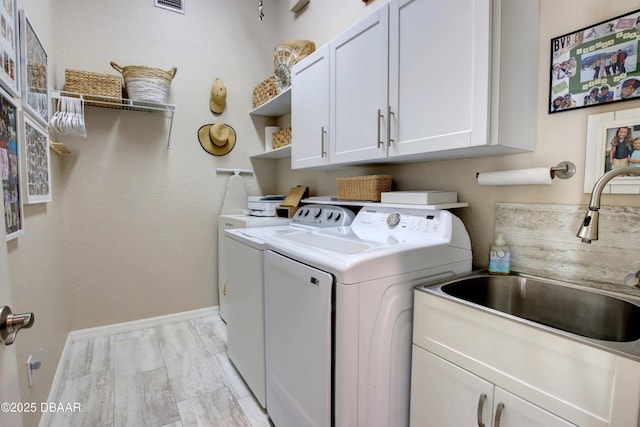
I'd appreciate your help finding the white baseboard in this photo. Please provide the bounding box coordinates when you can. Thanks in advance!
[39,306,220,427]
[70,306,219,341]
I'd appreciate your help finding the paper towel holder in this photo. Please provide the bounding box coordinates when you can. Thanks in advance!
[475,161,576,181]
[550,161,576,179]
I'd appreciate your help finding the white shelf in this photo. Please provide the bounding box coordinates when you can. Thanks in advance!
[302,196,469,210]
[249,87,291,116]
[52,90,176,113]
[251,145,291,159]
[51,90,177,147]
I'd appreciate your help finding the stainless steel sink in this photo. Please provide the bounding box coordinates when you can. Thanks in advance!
[418,271,640,358]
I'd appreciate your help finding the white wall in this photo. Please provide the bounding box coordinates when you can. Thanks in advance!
[50,0,280,331]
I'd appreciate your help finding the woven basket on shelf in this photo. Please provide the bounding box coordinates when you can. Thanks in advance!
[336,175,392,201]
[253,75,278,109]
[64,69,122,98]
[110,61,177,103]
[272,127,291,149]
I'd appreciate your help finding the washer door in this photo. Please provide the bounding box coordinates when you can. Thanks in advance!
[264,250,333,427]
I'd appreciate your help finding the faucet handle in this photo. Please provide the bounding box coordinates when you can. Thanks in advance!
[0,306,35,345]
[624,271,640,288]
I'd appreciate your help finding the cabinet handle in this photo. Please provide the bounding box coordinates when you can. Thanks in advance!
[493,403,505,427]
[321,126,327,157]
[377,109,384,148]
[476,393,487,427]
[387,105,395,146]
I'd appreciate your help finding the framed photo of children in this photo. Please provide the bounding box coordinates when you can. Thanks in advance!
[18,10,47,127]
[550,8,640,114]
[585,107,640,194]
[0,0,19,97]
[0,87,23,240]
[21,112,50,203]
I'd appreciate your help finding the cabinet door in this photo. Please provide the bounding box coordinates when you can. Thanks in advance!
[330,6,389,164]
[493,388,577,427]
[388,0,491,158]
[291,44,330,169]
[410,346,494,427]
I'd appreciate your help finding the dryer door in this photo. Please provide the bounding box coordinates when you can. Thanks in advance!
[264,250,333,427]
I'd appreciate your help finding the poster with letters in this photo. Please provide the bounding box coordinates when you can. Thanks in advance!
[550,9,640,113]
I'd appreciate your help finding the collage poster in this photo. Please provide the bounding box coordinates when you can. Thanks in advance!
[550,9,640,113]
[0,90,20,239]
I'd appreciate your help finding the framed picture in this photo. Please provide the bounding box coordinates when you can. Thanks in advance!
[21,112,50,203]
[18,10,47,127]
[585,107,640,194]
[549,8,640,114]
[0,0,19,97]
[0,87,23,240]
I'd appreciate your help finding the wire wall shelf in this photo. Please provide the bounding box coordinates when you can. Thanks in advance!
[51,90,177,147]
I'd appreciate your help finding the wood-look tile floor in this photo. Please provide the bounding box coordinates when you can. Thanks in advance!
[45,313,270,427]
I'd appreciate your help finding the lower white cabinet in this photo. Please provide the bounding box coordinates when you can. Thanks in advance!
[411,289,640,427]
[410,347,576,427]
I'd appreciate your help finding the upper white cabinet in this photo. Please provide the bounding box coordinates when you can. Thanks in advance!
[330,7,389,164]
[291,45,330,168]
[388,0,490,158]
[291,0,539,169]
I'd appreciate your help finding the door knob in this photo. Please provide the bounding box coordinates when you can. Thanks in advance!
[0,306,35,346]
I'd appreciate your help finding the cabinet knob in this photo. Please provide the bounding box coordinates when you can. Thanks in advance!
[0,305,35,346]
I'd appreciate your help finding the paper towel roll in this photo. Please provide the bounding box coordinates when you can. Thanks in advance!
[265,126,281,152]
[476,167,553,186]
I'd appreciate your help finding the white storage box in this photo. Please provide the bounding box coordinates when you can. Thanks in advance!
[380,191,457,205]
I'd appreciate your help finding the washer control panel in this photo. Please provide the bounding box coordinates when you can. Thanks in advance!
[352,207,452,244]
[291,205,356,228]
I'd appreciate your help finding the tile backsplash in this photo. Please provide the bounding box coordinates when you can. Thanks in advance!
[495,203,640,298]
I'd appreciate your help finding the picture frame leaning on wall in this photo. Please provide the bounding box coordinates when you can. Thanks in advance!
[550,8,640,114]
[585,107,640,195]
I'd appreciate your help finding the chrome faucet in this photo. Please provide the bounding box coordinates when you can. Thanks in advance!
[577,166,640,243]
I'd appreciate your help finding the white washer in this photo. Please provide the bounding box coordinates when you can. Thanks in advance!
[224,205,355,409]
[263,207,472,427]
[217,214,291,322]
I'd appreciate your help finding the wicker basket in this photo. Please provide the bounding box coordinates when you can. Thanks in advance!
[110,61,176,103]
[272,127,291,149]
[253,75,278,108]
[336,175,392,201]
[64,69,122,98]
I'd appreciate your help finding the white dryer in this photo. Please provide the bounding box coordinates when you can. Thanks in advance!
[224,205,355,409]
[263,206,472,427]
[217,213,290,322]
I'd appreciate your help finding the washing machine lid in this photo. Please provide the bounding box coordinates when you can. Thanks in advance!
[225,225,297,250]
[219,213,291,228]
[265,207,472,284]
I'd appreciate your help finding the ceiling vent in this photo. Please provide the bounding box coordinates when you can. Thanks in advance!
[155,0,184,14]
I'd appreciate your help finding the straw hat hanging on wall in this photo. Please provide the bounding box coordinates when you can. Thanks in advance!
[198,123,236,156]
[210,79,227,114]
